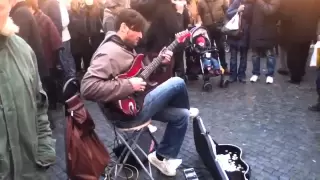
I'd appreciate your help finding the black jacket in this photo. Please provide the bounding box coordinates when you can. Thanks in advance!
[144,3,187,53]
[245,0,280,48]
[10,1,48,78]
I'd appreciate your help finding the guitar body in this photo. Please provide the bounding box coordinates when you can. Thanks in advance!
[117,54,156,116]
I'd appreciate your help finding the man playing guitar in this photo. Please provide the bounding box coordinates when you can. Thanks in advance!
[81,8,199,176]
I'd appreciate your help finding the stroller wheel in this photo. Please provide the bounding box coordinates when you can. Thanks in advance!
[203,82,213,92]
[219,79,229,88]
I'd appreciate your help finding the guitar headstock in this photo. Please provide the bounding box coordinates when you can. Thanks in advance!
[175,30,191,44]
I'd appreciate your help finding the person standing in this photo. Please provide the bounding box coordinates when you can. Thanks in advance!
[279,0,320,84]
[197,0,229,73]
[0,2,56,179]
[226,0,251,83]
[59,0,77,79]
[10,0,49,79]
[246,0,279,84]
[38,0,63,36]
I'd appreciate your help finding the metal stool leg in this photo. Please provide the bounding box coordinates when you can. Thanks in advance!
[110,128,154,180]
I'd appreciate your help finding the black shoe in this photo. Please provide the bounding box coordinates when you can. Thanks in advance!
[277,68,289,76]
[308,103,320,112]
[238,78,247,83]
[288,79,301,85]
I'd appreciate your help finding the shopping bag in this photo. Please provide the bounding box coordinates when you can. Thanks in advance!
[225,13,240,30]
[310,41,320,67]
[222,13,243,38]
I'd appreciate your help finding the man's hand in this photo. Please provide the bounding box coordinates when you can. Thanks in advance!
[238,5,245,12]
[129,77,147,92]
[159,47,173,64]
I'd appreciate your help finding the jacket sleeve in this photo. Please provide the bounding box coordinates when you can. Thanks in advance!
[81,53,135,103]
[30,51,56,167]
[226,0,241,19]
[103,15,115,32]
[197,0,204,20]
[256,0,280,15]
[317,19,320,37]
[48,0,63,35]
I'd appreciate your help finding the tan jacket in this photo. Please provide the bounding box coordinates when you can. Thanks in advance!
[197,0,228,26]
[187,0,202,25]
[81,35,135,103]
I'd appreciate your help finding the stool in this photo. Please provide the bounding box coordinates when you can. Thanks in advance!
[109,120,154,180]
[99,106,155,180]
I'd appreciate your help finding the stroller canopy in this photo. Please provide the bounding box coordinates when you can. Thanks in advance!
[190,26,211,48]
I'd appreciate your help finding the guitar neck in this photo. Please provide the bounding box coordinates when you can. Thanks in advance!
[140,40,179,79]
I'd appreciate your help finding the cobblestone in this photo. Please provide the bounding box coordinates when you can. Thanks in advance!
[49,57,320,179]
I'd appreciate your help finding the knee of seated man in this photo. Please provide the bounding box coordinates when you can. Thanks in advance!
[167,76,186,86]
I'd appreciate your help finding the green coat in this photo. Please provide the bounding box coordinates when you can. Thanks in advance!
[0,35,56,180]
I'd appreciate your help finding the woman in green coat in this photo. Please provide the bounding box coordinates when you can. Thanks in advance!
[0,7,56,180]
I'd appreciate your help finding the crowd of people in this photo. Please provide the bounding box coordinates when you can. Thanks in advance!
[0,0,320,179]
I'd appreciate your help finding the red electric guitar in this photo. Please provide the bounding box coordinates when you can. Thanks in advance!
[115,30,191,116]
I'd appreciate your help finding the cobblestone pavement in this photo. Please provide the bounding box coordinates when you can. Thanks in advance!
[49,56,320,180]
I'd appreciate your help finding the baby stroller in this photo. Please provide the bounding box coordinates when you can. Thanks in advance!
[185,26,229,91]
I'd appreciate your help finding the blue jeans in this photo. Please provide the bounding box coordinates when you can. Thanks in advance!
[252,47,276,76]
[229,46,248,80]
[59,40,76,80]
[202,58,220,70]
[133,77,190,158]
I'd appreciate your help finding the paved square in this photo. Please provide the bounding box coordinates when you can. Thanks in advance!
[49,63,320,180]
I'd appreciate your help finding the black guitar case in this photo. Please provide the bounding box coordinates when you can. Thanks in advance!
[193,116,250,180]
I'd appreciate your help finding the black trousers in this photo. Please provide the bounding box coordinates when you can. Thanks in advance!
[41,68,58,106]
[286,42,310,81]
[207,27,227,69]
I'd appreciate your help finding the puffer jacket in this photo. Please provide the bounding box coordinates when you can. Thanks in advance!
[197,0,228,26]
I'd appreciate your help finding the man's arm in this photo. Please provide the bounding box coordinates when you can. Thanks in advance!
[256,0,280,15]
[81,53,135,103]
[30,50,56,167]
[197,0,204,21]
[226,0,241,19]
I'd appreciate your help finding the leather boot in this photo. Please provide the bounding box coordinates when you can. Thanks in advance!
[309,89,320,112]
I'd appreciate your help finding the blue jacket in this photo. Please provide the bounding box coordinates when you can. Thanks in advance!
[226,0,251,48]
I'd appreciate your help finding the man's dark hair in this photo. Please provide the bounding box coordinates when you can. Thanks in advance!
[114,8,146,32]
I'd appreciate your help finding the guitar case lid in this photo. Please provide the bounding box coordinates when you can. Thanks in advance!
[193,116,229,180]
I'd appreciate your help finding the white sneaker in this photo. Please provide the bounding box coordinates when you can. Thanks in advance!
[148,152,182,176]
[250,75,259,82]
[266,76,274,84]
[190,108,199,119]
[148,124,158,133]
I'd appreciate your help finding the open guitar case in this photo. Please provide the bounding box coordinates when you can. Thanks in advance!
[193,116,251,180]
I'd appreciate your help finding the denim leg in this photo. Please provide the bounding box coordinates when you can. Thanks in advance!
[238,47,248,79]
[265,48,276,77]
[133,77,190,158]
[251,48,261,76]
[229,46,238,80]
[59,40,76,80]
